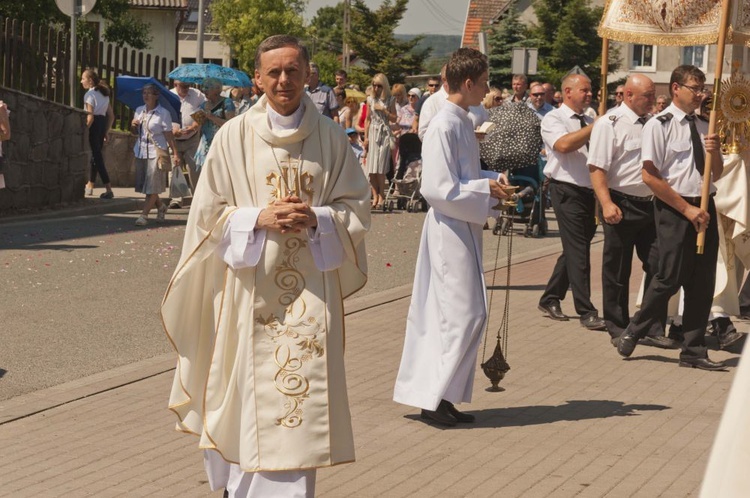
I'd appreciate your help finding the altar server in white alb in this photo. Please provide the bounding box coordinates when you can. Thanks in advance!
[393,47,509,427]
[161,35,370,497]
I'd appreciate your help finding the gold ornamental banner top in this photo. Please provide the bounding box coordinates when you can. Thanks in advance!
[598,0,750,47]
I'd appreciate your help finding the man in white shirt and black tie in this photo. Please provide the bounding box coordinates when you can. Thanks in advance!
[537,74,606,330]
[614,65,726,370]
[588,74,678,349]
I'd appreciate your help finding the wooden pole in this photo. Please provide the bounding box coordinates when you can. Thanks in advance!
[697,0,731,254]
[599,38,609,116]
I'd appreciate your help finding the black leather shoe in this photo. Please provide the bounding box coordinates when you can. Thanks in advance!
[580,315,606,331]
[718,330,743,350]
[442,400,475,423]
[617,329,639,357]
[640,335,681,349]
[710,318,744,350]
[679,357,727,371]
[538,303,568,321]
[420,402,457,426]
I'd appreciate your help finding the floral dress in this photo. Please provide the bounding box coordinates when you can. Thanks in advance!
[194,97,235,171]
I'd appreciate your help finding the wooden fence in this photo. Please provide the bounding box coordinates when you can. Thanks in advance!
[0,16,176,130]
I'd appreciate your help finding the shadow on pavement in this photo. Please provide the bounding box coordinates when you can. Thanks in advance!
[487,284,547,291]
[405,399,670,429]
[0,214,187,250]
[0,368,6,379]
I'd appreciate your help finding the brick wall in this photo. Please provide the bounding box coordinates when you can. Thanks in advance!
[0,87,90,213]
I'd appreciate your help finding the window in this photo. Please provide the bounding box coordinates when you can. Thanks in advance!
[631,44,656,70]
[683,46,707,70]
[180,57,224,66]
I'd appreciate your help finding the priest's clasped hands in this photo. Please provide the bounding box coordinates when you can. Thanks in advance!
[258,195,318,233]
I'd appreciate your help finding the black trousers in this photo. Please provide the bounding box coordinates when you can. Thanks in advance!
[627,197,719,358]
[539,180,598,319]
[601,192,663,338]
[89,115,110,185]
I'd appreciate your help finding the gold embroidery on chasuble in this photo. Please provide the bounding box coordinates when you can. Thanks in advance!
[257,157,322,429]
[265,156,315,203]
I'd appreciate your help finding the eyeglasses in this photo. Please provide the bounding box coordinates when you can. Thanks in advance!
[531,93,545,97]
[679,83,706,95]
[428,83,439,88]
[408,94,418,98]
[372,83,383,88]
[615,92,624,96]
[493,96,503,102]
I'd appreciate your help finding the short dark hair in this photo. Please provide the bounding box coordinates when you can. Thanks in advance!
[335,69,347,78]
[669,65,705,97]
[445,47,488,93]
[254,35,310,71]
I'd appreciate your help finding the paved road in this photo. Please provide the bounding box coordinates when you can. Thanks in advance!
[0,194,570,401]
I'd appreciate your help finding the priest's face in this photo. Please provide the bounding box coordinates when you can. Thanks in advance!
[255,46,310,116]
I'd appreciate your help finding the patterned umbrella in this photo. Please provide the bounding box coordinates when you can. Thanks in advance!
[480,102,543,171]
[168,64,251,87]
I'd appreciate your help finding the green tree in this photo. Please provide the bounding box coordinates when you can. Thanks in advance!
[486,1,537,88]
[309,3,345,56]
[211,0,306,73]
[529,0,619,92]
[0,0,152,49]
[348,0,430,84]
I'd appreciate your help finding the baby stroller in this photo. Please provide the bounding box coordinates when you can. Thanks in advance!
[383,133,426,212]
[493,156,548,237]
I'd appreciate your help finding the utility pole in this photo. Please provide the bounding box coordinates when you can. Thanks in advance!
[342,0,351,71]
[196,0,205,63]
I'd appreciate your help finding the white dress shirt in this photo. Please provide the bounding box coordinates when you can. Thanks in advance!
[587,104,652,197]
[170,87,205,140]
[641,103,715,197]
[541,103,593,187]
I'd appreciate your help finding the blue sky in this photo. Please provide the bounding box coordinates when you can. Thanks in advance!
[304,0,468,36]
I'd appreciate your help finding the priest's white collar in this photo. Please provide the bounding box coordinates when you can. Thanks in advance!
[267,102,306,131]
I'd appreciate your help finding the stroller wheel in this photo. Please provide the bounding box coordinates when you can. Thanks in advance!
[388,200,395,212]
[492,220,501,236]
[532,224,541,238]
[524,225,531,237]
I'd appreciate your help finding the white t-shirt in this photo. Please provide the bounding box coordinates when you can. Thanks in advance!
[84,88,110,116]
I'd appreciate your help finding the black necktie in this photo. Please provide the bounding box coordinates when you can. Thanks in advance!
[637,116,648,125]
[685,115,705,174]
[574,114,588,149]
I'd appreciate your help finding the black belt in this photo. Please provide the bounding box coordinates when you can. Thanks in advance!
[681,193,715,205]
[610,190,653,202]
[548,177,593,192]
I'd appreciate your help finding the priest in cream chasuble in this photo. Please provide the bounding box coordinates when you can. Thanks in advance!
[161,73,370,476]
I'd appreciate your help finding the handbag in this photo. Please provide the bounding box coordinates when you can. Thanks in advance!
[170,166,192,199]
[148,132,172,172]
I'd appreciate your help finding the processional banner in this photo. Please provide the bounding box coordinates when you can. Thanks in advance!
[598,0,722,45]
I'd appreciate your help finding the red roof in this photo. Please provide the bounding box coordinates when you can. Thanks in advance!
[462,0,512,48]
